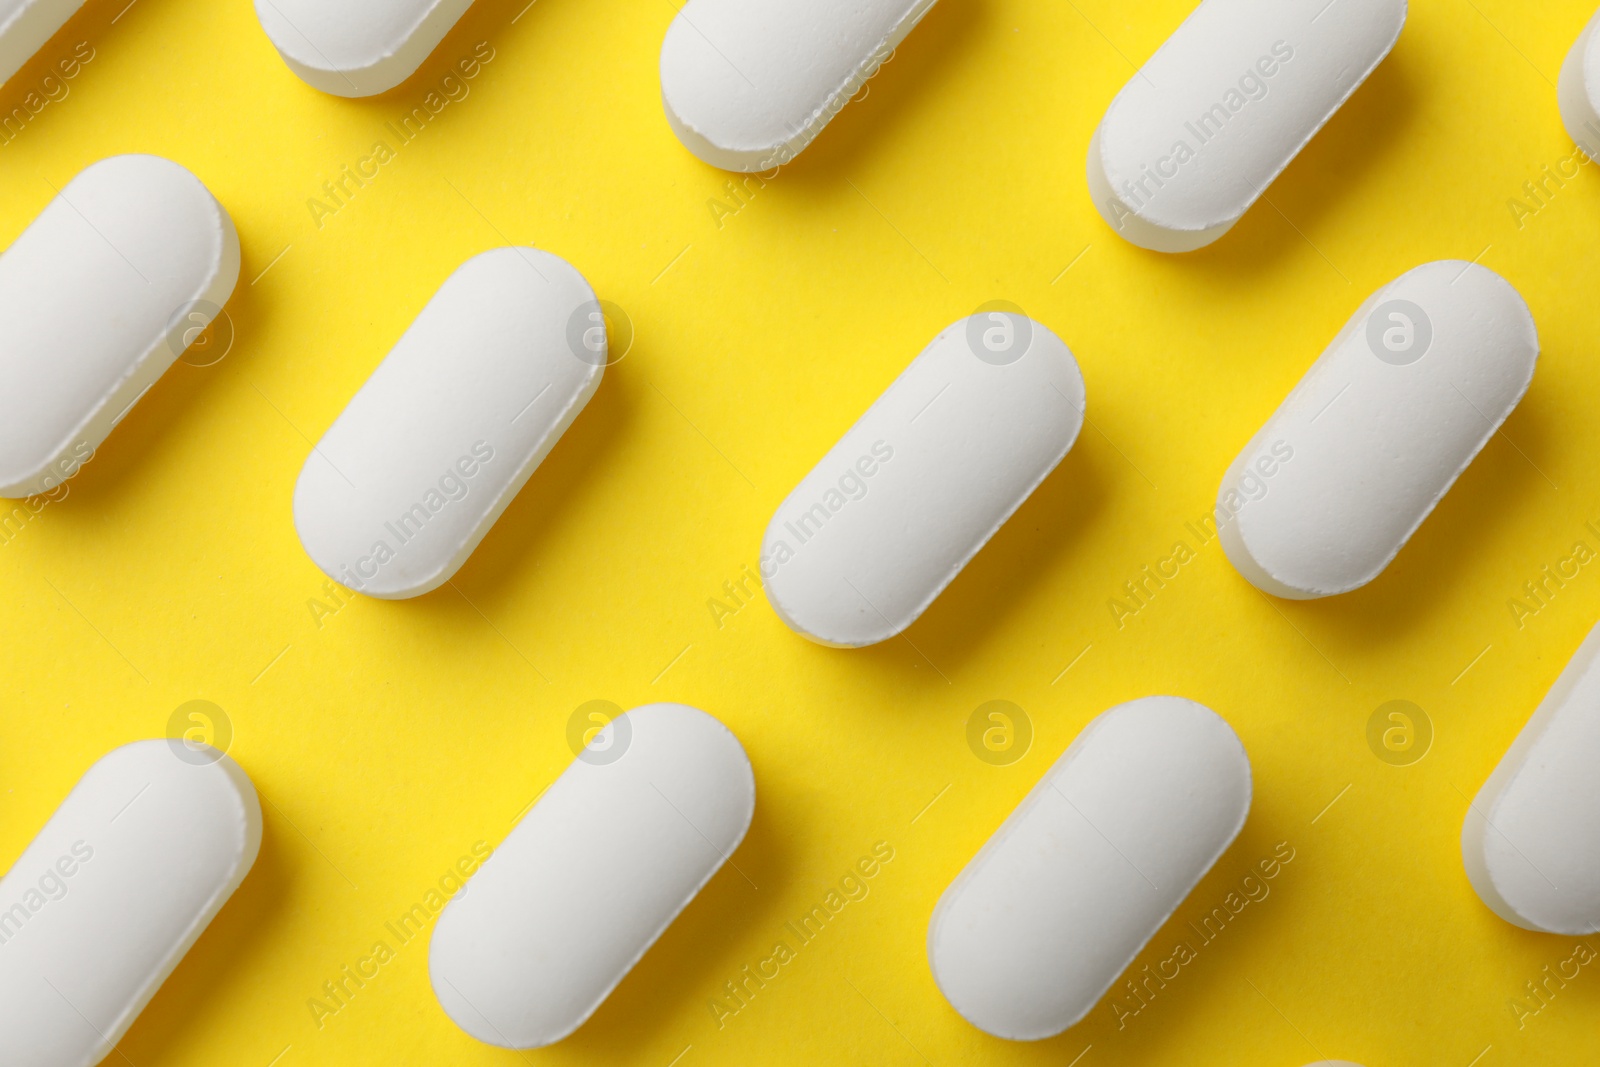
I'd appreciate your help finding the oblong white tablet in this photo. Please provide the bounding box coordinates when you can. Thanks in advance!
[761,312,1085,647]
[0,0,85,86]
[1218,261,1538,600]
[429,703,754,1048]
[1464,621,1600,934]
[659,0,936,171]
[928,697,1250,1040]
[0,740,261,1067]
[292,247,603,599]
[1559,6,1600,159]
[0,154,240,498]
[254,0,472,96]
[1088,0,1406,252]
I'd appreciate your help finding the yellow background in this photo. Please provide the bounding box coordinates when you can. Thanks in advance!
[3,0,1599,1063]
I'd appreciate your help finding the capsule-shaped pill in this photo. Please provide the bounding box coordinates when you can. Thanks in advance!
[0,154,240,498]
[928,697,1251,1040]
[660,0,937,171]
[1088,0,1406,252]
[0,0,86,86]
[1464,621,1600,934]
[293,247,604,599]
[429,703,754,1047]
[1559,6,1600,159]
[1218,261,1537,599]
[761,312,1084,647]
[255,0,474,96]
[0,740,261,1067]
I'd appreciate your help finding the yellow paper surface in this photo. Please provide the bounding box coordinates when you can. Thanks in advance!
[3,0,1600,1063]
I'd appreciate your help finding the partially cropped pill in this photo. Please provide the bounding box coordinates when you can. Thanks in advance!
[1088,0,1405,252]
[1464,621,1600,934]
[928,697,1250,1040]
[293,247,603,599]
[255,0,473,96]
[761,312,1085,647]
[660,0,936,171]
[1559,6,1600,159]
[0,0,86,86]
[0,155,240,498]
[0,740,261,1067]
[430,703,754,1047]
[1218,261,1537,600]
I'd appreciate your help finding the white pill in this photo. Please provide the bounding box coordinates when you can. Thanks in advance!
[1464,621,1600,934]
[761,312,1085,647]
[430,703,754,1048]
[1218,261,1537,600]
[1559,6,1600,159]
[928,697,1250,1040]
[255,0,472,96]
[0,0,84,87]
[0,154,240,498]
[0,740,261,1067]
[293,247,603,600]
[1088,0,1405,252]
[660,0,936,171]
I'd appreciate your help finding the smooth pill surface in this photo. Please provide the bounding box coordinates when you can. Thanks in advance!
[0,0,83,86]
[1218,261,1537,600]
[0,154,240,498]
[760,312,1084,647]
[255,0,472,96]
[660,0,936,171]
[1088,0,1406,252]
[0,740,261,1067]
[1464,621,1600,934]
[429,703,754,1048]
[293,247,603,599]
[1559,6,1600,158]
[928,697,1251,1040]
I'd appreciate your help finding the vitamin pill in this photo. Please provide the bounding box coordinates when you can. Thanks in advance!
[0,0,84,86]
[1464,621,1600,934]
[928,697,1251,1040]
[255,0,472,96]
[293,247,604,599]
[760,311,1085,647]
[1218,261,1537,599]
[1088,0,1405,252]
[0,740,261,1067]
[660,0,936,171]
[0,154,239,498]
[1560,6,1600,158]
[430,703,754,1047]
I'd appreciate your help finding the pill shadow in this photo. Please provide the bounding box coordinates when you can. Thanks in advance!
[725,0,981,187]
[47,266,264,514]
[1145,50,1419,284]
[1274,394,1556,649]
[116,806,290,1062]
[836,429,1109,684]
[554,791,790,1056]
